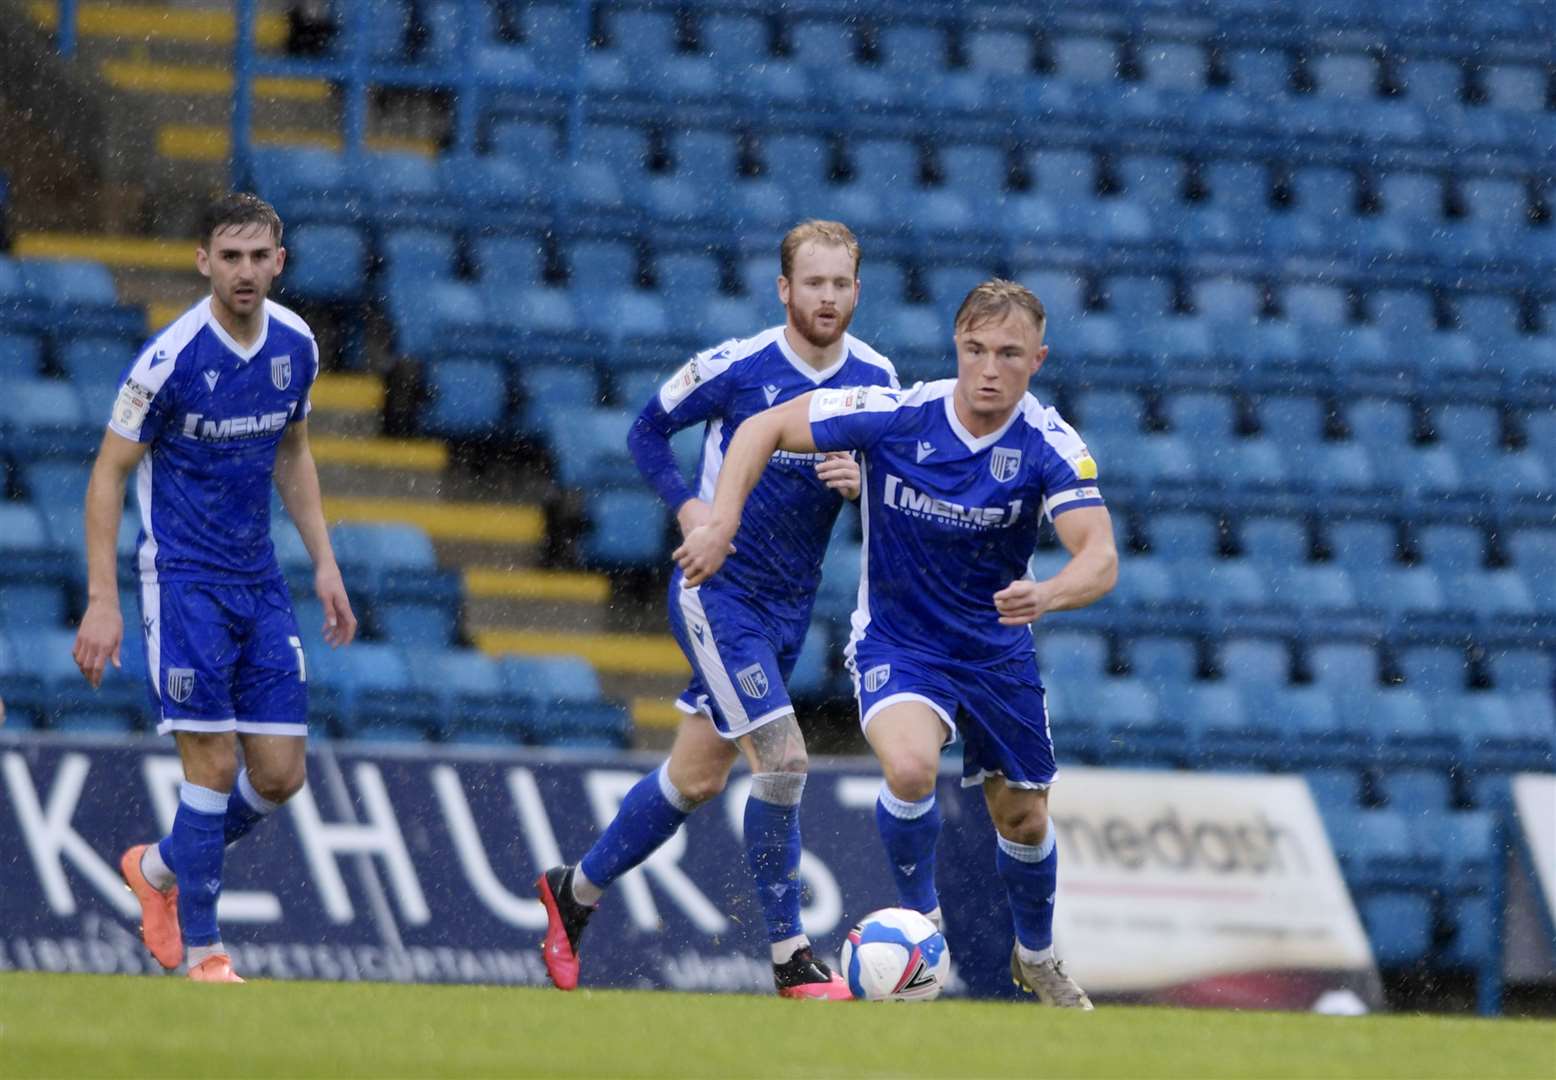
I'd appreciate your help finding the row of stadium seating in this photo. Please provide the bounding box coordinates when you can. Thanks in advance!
[322,1,1556,85]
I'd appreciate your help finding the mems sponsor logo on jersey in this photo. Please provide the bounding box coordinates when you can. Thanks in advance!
[882,474,1023,529]
[180,405,296,441]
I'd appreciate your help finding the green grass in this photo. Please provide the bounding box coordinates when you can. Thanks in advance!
[1,973,1551,1079]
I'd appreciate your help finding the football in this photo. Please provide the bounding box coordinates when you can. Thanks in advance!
[838,907,950,1002]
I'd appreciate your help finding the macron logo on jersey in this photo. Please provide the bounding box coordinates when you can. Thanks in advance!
[883,474,1023,529]
[916,441,936,463]
[180,406,295,441]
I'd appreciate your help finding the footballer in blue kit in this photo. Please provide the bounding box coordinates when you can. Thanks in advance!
[677,280,1119,1009]
[72,194,357,983]
[537,221,897,999]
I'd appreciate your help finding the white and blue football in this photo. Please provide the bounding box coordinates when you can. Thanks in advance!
[839,907,950,1002]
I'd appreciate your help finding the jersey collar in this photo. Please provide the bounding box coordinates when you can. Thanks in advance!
[204,296,270,362]
[775,327,849,385]
[943,390,1023,453]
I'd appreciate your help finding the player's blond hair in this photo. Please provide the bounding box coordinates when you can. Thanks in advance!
[954,278,1047,337]
[779,219,861,281]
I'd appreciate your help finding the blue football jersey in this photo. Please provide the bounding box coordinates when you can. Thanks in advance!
[647,326,898,601]
[809,379,1104,664]
[109,297,318,584]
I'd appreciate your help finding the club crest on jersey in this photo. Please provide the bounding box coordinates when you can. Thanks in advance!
[736,663,769,699]
[863,664,891,692]
[166,668,195,704]
[270,354,292,390]
[990,446,1022,483]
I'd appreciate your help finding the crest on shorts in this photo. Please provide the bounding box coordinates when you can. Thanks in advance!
[736,663,769,699]
[863,664,891,693]
[990,446,1022,483]
[166,668,195,704]
[270,354,292,390]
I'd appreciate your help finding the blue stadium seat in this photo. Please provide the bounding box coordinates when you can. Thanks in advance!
[1305,767,1365,811]
[787,621,836,701]
[391,279,483,355]
[1346,396,1414,452]
[2,380,97,461]
[963,26,1032,75]
[547,407,637,488]
[518,364,600,434]
[1027,148,1098,203]
[1451,292,1523,339]
[1307,642,1378,691]
[337,643,442,740]
[504,654,629,747]
[21,258,117,307]
[1311,444,1377,492]
[1017,269,1088,325]
[1217,637,1290,685]
[1398,57,1463,108]
[1313,52,1378,99]
[1226,48,1291,96]
[1036,629,1109,680]
[283,223,367,303]
[1081,677,1181,766]
[860,258,908,307]
[697,296,761,343]
[376,601,456,650]
[1051,34,1117,83]
[1398,644,1468,693]
[1448,691,1553,773]
[1485,647,1553,692]
[1191,276,1262,324]
[1126,636,1199,684]
[1416,523,1484,576]
[1073,388,1143,437]
[849,137,920,190]
[700,12,769,59]
[1239,516,1308,565]
[1453,569,1536,617]
[925,265,991,311]
[1459,177,1529,233]
[1483,63,1547,111]
[814,537,861,625]
[937,144,1008,199]
[1276,564,1357,612]
[57,335,133,387]
[1100,275,1173,321]
[1149,511,1219,561]
[1164,391,1236,439]
[522,2,583,56]
[604,6,678,58]
[1281,281,1350,326]
[0,331,45,379]
[1179,681,1278,767]
[409,648,533,740]
[1104,555,1178,608]
[1257,394,1325,445]
[1291,165,1359,220]
[1378,171,1445,220]
[0,582,69,631]
[1327,519,1399,571]
[1202,160,1273,217]
[473,235,545,288]
[1377,768,1453,813]
[421,357,508,439]
[1131,434,1197,484]
[1366,287,1437,333]
[1359,893,1434,967]
[672,130,742,188]
[582,489,667,569]
[381,229,458,286]
[654,252,723,298]
[489,120,561,162]
[761,132,832,190]
[1137,42,1206,91]
[442,154,549,212]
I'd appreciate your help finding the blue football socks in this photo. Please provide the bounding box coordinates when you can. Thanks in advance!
[996,829,1058,953]
[745,772,807,949]
[578,764,694,895]
[223,769,279,847]
[876,784,942,915]
[163,782,230,948]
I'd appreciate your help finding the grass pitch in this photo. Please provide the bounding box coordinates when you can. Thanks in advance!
[1,973,1552,1079]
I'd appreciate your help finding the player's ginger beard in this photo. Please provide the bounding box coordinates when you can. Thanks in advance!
[779,240,859,369]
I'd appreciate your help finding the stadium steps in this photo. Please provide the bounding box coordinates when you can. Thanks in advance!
[156,125,438,165]
[473,628,688,677]
[26,3,289,50]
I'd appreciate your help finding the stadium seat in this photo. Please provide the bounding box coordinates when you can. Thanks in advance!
[1037,629,1110,681]
[421,357,508,439]
[582,489,667,569]
[1239,516,1309,566]
[1376,768,1453,813]
[1484,647,1554,692]
[1359,892,1435,967]
[1305,767,1366,812]
[787,621,836,700]
[1483,63,1548,111]
[283,223,368,303]
[1216,637,1291,686]
[1311,53,1377,99]
[1398,645,1469,694]
[1225,48,1292,96]
[1307,642,1379,691]
[1125,636,1199,684]
[1148,511,1219,561]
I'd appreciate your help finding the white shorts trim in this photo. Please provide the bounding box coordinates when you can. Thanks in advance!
[157,716,237,735]
[236,721,308,738]
[719,704,795,742]
[860,692,956,744]
[961,767,1057,790]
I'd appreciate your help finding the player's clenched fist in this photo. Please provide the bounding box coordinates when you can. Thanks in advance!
[73,601,124,688]
[673,524,736,586]
[992,580,1054,626]
[814,452,860,500]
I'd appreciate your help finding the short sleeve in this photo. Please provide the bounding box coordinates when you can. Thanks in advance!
[1038,406,1104,520]
[293,337,320,422]
[108,342,180,443]
[808,384,903,452]
[654,340,742,428]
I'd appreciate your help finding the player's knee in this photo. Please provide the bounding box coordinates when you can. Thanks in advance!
[249,762,306,805]
[675,769,728,806]
[993,803,1049,847]
[878,753,937,803]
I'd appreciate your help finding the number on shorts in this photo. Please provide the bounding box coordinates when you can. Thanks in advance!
[288,635,307,682]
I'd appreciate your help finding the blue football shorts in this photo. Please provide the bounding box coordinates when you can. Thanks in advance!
[140,576,309,737]
[849,639,1058,789]
[666,572,810,740]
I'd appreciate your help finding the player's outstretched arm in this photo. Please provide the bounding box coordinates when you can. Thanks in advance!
[673,394,819,585]
[275,419,357,647]
[73,431,148,687]
[993,506,1118,626]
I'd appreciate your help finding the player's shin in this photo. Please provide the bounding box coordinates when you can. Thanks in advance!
[995,829,1058,960]
[165,782,231,957]
[576,764,698,902]
[744,772,807,962]
[223,769,280,847]
[876,785,943,915]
